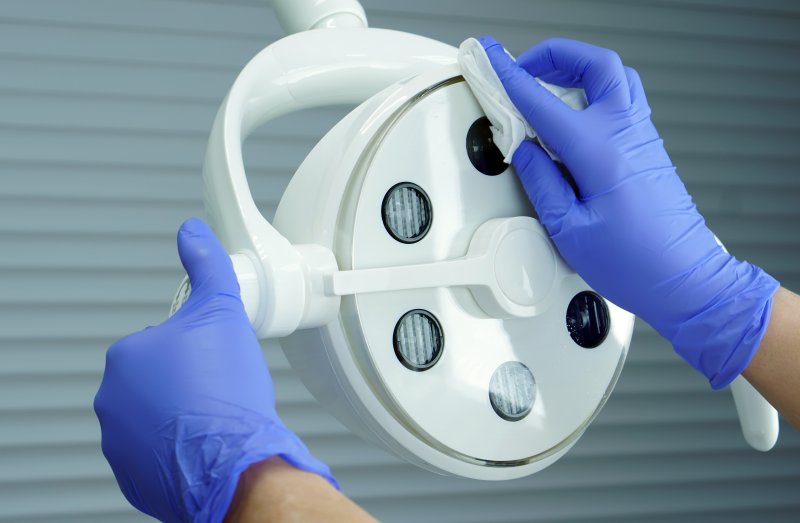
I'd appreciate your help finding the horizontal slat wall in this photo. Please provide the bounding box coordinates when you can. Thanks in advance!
[1,0,799,521]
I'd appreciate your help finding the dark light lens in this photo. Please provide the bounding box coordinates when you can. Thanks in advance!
[466,116,508,176]
[394,310,444,371]
[566,291,610,348]
[382,183,432,243]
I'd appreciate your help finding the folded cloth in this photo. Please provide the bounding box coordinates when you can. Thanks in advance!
[457,37,588,163]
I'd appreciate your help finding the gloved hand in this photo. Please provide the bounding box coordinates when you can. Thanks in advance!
[94,218,336,523]
[481,36,779,389]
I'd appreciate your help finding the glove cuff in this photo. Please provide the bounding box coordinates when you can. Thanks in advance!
[196,419,337,523]
[670,260,779,389]
[148,410,335,523]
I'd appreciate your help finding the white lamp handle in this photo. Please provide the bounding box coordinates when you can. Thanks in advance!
[202,28,456,337]
[730,376,779,451]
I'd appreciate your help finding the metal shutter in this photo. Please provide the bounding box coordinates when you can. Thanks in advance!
[1,0,798,521]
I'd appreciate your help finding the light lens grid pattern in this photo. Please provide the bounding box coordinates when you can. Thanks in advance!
[489,362,536,421]
[393,309,443,371]
[382,182,432,243]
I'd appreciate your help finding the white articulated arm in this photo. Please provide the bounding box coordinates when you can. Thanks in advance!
[271,0,368,34]
[202,28,456,338]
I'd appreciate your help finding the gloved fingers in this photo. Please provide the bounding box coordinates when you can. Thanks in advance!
[177,217,240,302]
[624,66,649,109]
[512,140,577,235]
[537,70,582,89]
[480,36,576,155]
[515,38,630,109]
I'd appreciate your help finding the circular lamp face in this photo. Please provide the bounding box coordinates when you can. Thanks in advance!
[274,70,634,479]
[339,77,630,467]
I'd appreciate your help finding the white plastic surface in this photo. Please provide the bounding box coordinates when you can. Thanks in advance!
[329,217,559,318]
[730,376,779,451]
[230,252,263,325]
[271,0,367,35]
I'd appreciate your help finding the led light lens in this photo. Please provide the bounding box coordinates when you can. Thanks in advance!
[382,182,432,243]
[393,309,443,371]
[566,291,610,348]
[489,362,536,421]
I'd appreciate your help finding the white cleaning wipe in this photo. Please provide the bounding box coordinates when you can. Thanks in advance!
[458,37,588,163]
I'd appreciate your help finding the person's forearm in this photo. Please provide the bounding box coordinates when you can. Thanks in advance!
[225,457,377,523]
[743,287,800,430]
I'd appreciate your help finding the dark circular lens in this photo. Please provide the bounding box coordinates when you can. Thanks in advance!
[566,291,610,348]
[466,116,508,176]
[489,362,536,421]
[394,310,444,371]
[382,183,432,243]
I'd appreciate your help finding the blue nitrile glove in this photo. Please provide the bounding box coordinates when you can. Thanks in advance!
[481,36,779,389]
[94,218,336,523]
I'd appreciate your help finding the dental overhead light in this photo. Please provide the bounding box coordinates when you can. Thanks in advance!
[172,0,779,480]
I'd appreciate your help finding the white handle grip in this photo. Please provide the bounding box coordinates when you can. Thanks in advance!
[328,217,561,319]
[730,376,779,451]
[168,252,263,324]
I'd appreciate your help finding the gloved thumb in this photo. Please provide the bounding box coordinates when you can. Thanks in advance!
[512,140,577,236]
[176,217,240,300]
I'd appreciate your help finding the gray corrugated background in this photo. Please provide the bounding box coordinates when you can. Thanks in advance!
[1,0,799,521]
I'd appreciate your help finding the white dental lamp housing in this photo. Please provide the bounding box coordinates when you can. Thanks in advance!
[171,0,778,481]
[274,63,638,478]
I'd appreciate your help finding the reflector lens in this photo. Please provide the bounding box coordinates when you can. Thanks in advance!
[566,291,610,348]
[489,362,536,421]
[382,183,432,243]
[466,116,508,176]
[393,309,443,371]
